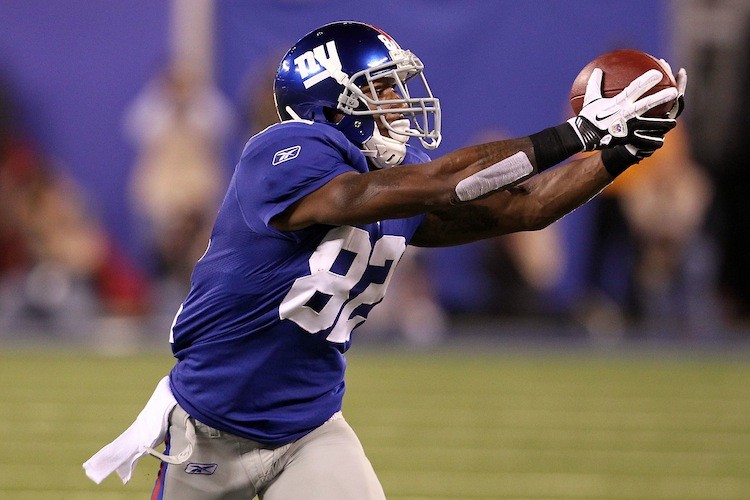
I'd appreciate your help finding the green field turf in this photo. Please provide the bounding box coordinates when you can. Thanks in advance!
[1,345,749,499]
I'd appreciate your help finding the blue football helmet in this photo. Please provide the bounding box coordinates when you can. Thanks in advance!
[274,21,441,168]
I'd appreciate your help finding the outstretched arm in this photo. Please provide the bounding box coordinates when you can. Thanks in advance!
[270,135,545,231]
[271,68,680,233]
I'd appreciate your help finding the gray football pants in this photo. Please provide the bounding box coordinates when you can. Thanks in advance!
[152,404,386,499]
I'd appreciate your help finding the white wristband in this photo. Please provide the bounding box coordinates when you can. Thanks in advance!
[455,151,533,202]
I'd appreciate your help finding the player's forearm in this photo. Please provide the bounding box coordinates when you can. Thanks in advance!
[335,137,547,219]
[435,123,583,204]
[502,152,612,230]
[411,153,611,247]
[433,137,536,181]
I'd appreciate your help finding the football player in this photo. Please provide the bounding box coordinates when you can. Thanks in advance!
[85,21,685,499]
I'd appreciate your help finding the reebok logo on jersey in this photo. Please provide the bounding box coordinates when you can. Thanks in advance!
[273,145,301,165]
[185,462,218,475]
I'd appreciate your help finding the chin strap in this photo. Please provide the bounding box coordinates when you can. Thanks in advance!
[362,119,411,169]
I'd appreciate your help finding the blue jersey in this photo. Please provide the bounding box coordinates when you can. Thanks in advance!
[169,120,429,446]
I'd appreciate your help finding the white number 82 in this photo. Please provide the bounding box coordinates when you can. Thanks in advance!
[279,226,406,343]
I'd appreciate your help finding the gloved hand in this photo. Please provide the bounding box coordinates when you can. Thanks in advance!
[625,114,677,154]
[609,63,687,157]
[600,114,677,176]
[568,68,679,151]
[658,59,687,118]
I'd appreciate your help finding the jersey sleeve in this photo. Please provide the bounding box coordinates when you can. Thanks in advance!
[235,123,362,233]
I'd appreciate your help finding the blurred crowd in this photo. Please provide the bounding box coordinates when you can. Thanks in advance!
[2,14,750,344]
[0,76,149,336]
[124,62,236,316]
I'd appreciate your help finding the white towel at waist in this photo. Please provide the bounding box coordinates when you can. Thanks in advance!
[83,375,180,484]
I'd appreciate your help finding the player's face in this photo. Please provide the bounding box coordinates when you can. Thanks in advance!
[362,79,406,136]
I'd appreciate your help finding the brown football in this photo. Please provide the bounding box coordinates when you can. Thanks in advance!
[570,49,677,117]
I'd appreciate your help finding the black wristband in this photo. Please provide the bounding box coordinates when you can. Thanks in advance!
[601,146,638,178]
[529,123,584,171]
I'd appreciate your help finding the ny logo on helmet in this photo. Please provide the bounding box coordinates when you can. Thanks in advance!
[294,41,343,89]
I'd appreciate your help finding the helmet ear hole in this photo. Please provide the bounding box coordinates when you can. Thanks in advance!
[322,107,343,124]
[334,114,375,145]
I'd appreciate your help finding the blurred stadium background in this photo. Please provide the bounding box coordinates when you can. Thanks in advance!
[1,0,750,498]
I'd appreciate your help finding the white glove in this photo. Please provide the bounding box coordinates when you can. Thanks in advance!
[658,59,687,118]
[621,64,687,158]
[568,68,679,151]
